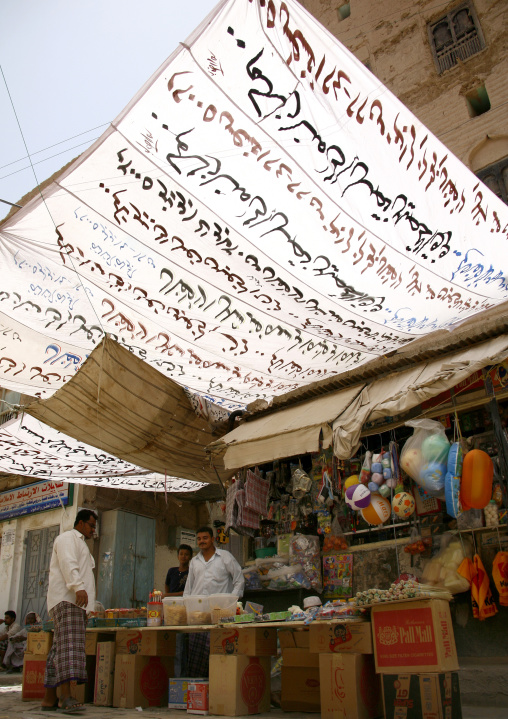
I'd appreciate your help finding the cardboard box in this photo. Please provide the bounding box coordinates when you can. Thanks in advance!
[113,654,174,708]
[371,600,459,674]
[27,631,53,655]
[309,621,373,654]
[320,653,382,719]
[209,656,270,716]
[279,628,309,649]
[281,666,320,712]
[22,653,47,701]
[85,631,115,655]
[169,677,191,709]
[115,629,176,656]
[209,627,276,656]
[282,648,319,668]
[382,672,462,719]
[57,656,96,704]
[187,679,209,715]
[57,680,87,705]
[94,641,116,706]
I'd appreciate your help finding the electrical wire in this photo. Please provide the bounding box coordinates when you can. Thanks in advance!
[0,63,106,333]
[0,122,110,171]
[0,137,100,181]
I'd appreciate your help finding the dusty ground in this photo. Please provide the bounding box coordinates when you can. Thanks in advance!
[0,675,505,718]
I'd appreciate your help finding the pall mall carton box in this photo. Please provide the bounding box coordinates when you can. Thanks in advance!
[209,656,270,716]
[319,653,382,719]
[371,599,459,674]
[209,627,277,656]
[22,653,47,701]
[381,672,462,719]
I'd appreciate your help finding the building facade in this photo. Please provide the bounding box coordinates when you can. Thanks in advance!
[300,0,508,199]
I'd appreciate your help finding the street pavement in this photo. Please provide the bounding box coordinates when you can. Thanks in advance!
[0,675,505,718]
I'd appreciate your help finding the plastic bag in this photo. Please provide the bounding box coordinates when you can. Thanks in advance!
[291,464,312,499]
[421,533,473,593]
[290,534,322,592]
[400,419,450,495]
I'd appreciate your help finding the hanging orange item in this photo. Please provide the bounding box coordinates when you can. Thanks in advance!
[460,449,494,509]
[492,551,508,606]
[457,554,498,620]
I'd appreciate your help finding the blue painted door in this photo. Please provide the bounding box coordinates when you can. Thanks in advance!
[97,510,155,608]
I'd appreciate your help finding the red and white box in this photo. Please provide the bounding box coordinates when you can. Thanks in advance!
[187,679,209,715]
[371,599,459,674]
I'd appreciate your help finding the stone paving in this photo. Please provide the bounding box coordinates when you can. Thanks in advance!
[0,675,505,719]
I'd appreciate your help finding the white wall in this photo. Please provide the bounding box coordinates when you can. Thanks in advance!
[0,487,80,617]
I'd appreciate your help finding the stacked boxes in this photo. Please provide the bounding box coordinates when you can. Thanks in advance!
[113,629,175,708]
[309,621,381,719]
[280,629,321,712]
[370,599,462,719]
[209,627,276,715]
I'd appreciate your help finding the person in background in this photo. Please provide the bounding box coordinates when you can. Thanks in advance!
[1,612,39,673]
[184,526,244,678]
[0,611,21,668]
[164,544,193,597]
[164,543,193,676]
[41,509,97,714]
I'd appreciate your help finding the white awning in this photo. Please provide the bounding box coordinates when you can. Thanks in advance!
[211,384,363,469]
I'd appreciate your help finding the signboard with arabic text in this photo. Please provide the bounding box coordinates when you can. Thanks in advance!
[0,479,72,522]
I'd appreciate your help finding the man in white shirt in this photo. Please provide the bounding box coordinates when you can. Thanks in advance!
[184,526,244,677]
[41,509,97,714]
[184,528,244,597]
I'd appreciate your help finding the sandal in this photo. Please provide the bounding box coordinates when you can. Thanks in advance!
[58,696,85,714]
[40,701,59,712]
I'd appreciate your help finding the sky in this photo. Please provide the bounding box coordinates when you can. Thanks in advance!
[0,0,219,220]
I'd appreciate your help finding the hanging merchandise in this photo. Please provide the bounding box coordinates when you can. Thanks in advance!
[421,533,472,593]
[400,419,451,495]
[360,493,391,526]
[316,508,332,535]
[359,451,372,485]
[245,468,270,516]
[492,551,508,606]
[343,474,360,493]
[460,449,494,509]
[484,501,499,527]
[445,446,463,519]
[290,534,323,593]
[391,491,415,519]
[345,483,371,511]
[457,553,498,620]
[291,463,312,499]
[322,553,353,600]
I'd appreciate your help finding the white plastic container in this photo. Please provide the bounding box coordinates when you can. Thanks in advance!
[184,595,211,625]
[163,596,187,626]
[208,593,238,624]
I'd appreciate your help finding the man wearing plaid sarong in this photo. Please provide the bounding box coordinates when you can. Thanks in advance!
[41,510,97,714]
[184,526,244,678]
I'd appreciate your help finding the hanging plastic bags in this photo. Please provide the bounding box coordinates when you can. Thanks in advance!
[400,419,450,495]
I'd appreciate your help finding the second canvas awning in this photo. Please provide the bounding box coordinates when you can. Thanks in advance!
[211,334,508,469]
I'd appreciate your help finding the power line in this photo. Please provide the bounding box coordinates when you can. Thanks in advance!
[0,137,100,181]
[0,62,106,333]
[0,122,110,171]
